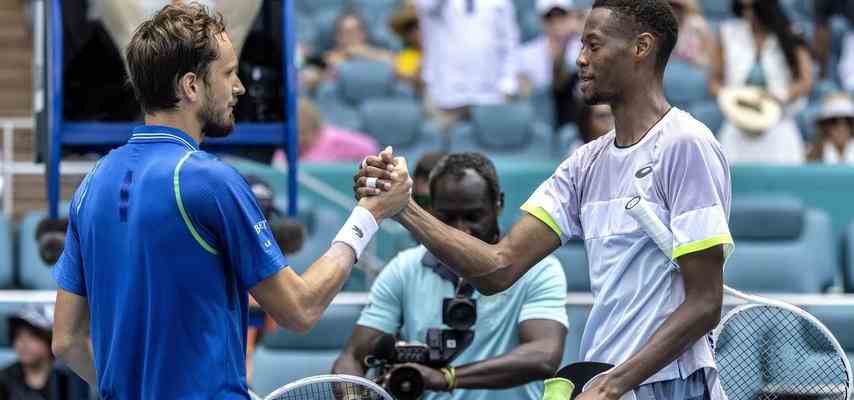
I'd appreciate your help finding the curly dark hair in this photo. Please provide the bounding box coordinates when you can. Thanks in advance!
[428,153,502,207]
[592,0,679,74]
[126,3,227,114]
[732,0,806,77]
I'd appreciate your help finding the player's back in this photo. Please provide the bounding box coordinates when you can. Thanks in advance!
[63,127,251,399]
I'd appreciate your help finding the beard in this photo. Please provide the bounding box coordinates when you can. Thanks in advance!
[199,94,235,138]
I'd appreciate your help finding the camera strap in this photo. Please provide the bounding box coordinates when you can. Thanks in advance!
[421,251,475,297]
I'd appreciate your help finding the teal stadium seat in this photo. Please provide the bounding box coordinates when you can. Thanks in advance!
[700,0,733,21]
[314,82,363,132]
[664,60,710,110]
[844,222,854,293]
[359,98,424,149]
[724,196,838,293]
[0,215,14,288]
[336,60,397,106]
[805,305,854,369]
[18,212,60,290]
[251,304,363,397]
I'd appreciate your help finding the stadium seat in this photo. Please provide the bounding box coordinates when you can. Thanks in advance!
[519,11,543,42]
[806,305,854,368]
[663,60,710,110]
[314,84,363,131]
[294,0,346,19]
[0,215,14,288]
[844,222,854,293]
[336,60,397,106]
[700,0,733,21]
[251,304,363,396]
[688,100,724,135]
[18,212,60,290]
[469,102,537,150]
[552,241,590,292]
[530,86,556,129]
[724,196,838,293]
[359,98,424,149]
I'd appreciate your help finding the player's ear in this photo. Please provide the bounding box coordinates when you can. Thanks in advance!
[177,72,201,103]
[634,32,655,61]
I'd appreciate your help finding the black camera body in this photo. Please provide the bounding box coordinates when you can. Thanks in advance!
[368,293,477,400]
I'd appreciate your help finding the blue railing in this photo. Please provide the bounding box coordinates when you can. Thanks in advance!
[47,0,299,218]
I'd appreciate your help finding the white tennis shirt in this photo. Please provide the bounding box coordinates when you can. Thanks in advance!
[523,107,735,385]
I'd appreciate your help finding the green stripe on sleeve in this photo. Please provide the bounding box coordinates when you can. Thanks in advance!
[174,152,219,255]
[672,234,733,260]
[521,203,563,238]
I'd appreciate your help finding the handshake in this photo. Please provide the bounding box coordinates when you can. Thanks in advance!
[353,146,415,223]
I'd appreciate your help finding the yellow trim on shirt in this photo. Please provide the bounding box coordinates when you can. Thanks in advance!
[521,203,563,238]
[672,234,733,260]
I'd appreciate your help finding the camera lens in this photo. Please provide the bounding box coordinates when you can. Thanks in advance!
[387,365,424,400]
[444,298,477,330]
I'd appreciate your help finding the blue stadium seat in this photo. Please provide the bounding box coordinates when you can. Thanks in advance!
[0,215,13,288]
[724,196,838,293]
[359,98,424,149]
[294,0,346,19]
[314,83,363,131]
[844,222,854,293]
[519,11,543,42]
[251,304,363,396]
[701,0,733,21]
[806,305,854,368]
[552,241,590,292]
[336,60,398,106]
[530,86,556,129]
[18,212,60,290]
[664,60,710,110]
[688,100,724,135]
[470,102,537,150]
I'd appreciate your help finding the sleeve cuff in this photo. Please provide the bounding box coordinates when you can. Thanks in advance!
[672,234,734,260]
[356,316,399,336]
[245,256,288,289]
[521,203,564,242]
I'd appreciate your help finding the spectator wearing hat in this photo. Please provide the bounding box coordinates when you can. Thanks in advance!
[807,93,854,164]
[0,306,87,400]
[668,0,714,68]
[709,0,813,165]
[389,1,424,91]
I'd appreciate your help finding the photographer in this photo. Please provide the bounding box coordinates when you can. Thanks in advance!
[332,153,568,399]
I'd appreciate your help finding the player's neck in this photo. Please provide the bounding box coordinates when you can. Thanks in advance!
[144,112,204,145]
[610,85,671,147]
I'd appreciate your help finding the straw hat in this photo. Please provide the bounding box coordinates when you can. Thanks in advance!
[718,86,783,134]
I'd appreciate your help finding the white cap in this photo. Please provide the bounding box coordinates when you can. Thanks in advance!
[817,93,854,123]
[536,0,576,15]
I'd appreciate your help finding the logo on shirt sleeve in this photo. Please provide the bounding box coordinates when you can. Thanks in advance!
[254,220,268,235]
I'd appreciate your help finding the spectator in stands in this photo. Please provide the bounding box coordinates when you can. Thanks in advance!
[93,0,261,59]
[412,151,447,211]
[813,0,854,88]
[709,0,813,164]
[333,153,567,399]
[517,0,584,98]
[568,104,614,155]
[416,0,521,135]
[324,11,395,69]
[807,93,854,164]
[668,0,714,67]
[272,98,380,166]
[389,2,424,92]
[0,305,88,400]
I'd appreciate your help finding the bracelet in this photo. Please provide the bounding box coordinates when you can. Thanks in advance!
[332,206,379,260]
[440,367,456,391]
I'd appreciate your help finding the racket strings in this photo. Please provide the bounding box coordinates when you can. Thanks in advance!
[266,381,382,400]
[715,305,849,400]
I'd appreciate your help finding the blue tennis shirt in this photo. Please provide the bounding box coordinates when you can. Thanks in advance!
[53,125,288,399]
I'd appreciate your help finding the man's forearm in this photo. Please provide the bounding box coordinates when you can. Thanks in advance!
[57,337,97,386]
[453,342,561,390]
[605,299,720,394]
[397,200,511,294]
[332,351,367,377]
[295,243,356,328]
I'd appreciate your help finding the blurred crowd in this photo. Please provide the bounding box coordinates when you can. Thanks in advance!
[40,0,854,168]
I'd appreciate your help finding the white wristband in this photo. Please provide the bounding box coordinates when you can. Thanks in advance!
[332,206,379,260]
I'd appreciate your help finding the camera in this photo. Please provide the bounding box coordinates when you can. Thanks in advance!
[367,292,477,400]
[35,218,69,265]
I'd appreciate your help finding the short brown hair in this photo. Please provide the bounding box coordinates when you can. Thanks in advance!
[126,3,227,114]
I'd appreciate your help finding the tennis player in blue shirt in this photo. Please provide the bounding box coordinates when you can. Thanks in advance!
[49,4,410,399]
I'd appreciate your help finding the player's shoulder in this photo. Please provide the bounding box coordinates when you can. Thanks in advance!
[657,108,720,152]
[558,130,615,174]
[179,150,246,186]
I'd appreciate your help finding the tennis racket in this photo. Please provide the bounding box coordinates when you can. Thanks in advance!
[263,374,395,400]
[625,194,853,400]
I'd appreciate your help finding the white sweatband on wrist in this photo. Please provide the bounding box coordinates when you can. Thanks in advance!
[332,206,379,260]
